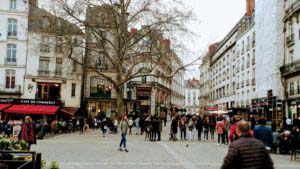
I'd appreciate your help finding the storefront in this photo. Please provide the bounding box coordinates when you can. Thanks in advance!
[0,98,70,121]
[286,98,300,120]
[252,96,283,127]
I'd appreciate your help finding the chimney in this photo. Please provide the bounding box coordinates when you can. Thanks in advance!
[246,0,255,16]
[29,0,38,6]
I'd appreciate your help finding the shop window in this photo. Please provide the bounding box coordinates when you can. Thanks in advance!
[36,83,61,100]
[90,77,112,98]
[5,69,15,89]
[71,83,76,97]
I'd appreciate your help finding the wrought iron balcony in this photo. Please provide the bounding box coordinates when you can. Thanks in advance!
[280,59,300,77]
[286,33,295,46]
[252,78,256,85]
[38,70,50,76]
[4,58,17,65]
[0,85,21,95]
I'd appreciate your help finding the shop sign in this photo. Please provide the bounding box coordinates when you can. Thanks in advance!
[0,98,62,105]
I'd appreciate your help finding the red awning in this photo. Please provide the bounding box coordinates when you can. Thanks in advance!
[60,107,78,117]
[0,104,11,111]
[4,105,59,115]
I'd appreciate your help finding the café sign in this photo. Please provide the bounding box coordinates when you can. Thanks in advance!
[0,98,62,105]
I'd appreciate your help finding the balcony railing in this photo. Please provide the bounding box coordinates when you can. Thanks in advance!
[4,58,17,65]
[246,79,250,86]
[0,85,21,95]
[252,78,256,85]
[280,59,300,77]
[247,62,250,68]
[38,70,50,76]
[54,70,62,77]
[286,33,295,46]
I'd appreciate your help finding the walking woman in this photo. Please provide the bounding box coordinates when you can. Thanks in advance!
[216,116,225,145]
[118,115,128,152]
[20,116,36,151]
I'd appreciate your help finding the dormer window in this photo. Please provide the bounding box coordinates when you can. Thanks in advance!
[42,17,50,29]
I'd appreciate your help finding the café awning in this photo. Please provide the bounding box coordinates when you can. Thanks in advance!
[60,107,78,117]
[4,105,59,115]
[0,104,11,111]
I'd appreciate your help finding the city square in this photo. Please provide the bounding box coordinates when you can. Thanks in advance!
[31,127,299,169]
[1,0,300,169]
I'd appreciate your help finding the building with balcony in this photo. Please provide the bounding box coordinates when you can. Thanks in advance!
[23,3,84,110]
[0,0,30,98]
[281,0,300,120]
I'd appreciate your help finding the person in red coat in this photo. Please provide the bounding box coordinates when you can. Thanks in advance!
[20,116,36,150]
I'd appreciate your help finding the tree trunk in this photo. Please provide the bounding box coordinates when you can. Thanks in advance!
[116,86,125,118]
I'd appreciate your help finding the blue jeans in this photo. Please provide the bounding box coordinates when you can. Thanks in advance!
[119,133,127,148]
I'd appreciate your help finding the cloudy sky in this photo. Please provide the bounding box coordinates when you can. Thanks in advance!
[40,0,246,79]
[182,0,245,79]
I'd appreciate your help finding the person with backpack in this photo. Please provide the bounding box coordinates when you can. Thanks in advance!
[216,116,225,145]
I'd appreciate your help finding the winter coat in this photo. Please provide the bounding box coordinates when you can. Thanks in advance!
[216,121,225,135]
[254,125,273,148]
[221,134,274,169]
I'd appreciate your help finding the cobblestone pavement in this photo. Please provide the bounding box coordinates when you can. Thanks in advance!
[32,127,300,169]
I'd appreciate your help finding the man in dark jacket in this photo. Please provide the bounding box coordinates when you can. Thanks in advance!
[254,117,273,150]
[196,116,203,141]
[221,121,274,169]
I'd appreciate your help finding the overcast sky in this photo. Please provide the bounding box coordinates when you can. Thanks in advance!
[183,0,245,79]
[40,0,246,79]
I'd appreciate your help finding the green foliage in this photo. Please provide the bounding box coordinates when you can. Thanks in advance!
[0,139,10,150]
[48,161,60,169]
[19,140,28,150]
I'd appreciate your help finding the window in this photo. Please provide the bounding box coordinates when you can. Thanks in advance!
[289,50,294,65]
[5,69,15,89]
[40,36,50,53]
[96,54,107,69]
[56,58,62,75]
[39,57,50,74]
[6,44,16,63]
[71,83,76,97]
[42,17,50,29]
[142,76,147,84]
[290,82,295,95]
[8,19,17,37]
[10,0,16,9]
[73,60,77,72]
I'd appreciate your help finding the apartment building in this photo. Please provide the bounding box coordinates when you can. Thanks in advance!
[23,4,83,108]
[0,0,30,98]
[235,12,256,109]
[184,78,200,114]
[281,0,300,120]
[171,54,185,109]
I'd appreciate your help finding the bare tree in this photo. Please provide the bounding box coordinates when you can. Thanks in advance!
[43,0,194,116]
